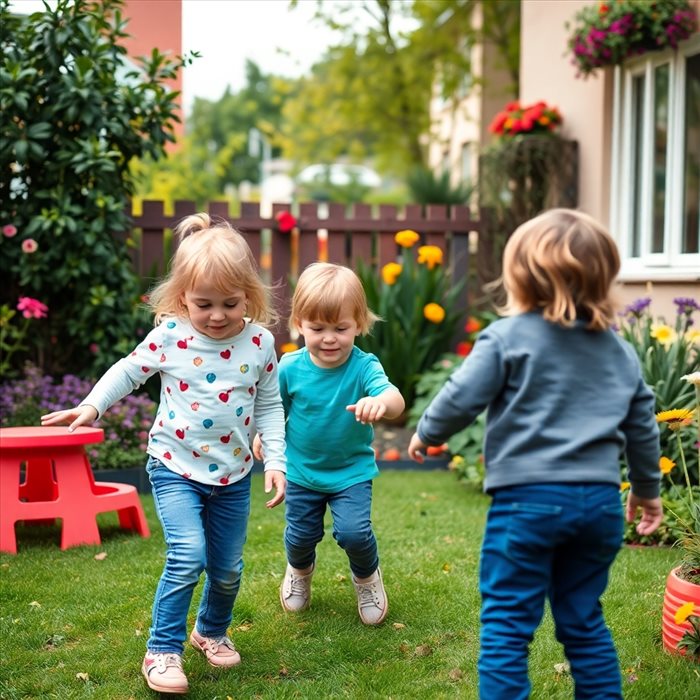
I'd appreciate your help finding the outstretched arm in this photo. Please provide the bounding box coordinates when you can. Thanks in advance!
[347,388,405,424]
[41,404,99,432]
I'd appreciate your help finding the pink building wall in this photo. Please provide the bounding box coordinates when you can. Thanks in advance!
[122,0,184,145]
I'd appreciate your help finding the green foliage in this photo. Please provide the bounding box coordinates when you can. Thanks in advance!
[283,1,520,177]
[407,313,496,487]
[356,233,465,408]
[0,0,191,376]
[0,302,44,378]
[0,363,155,470]
[406,166,474,205]
[616,297,699,486]
[0,472,697,698]
[477,134,578,299]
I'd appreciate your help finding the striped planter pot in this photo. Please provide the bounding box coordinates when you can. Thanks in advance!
[662,567,700,659]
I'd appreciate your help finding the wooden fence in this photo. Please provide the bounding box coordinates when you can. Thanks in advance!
[126,200,481,347]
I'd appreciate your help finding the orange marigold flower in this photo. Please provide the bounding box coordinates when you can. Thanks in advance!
[395,229,420,248]
[674,601,696,625]
[416,245,443,270]
[464,316,482,334]
[424,303,445,324]
[381,262,402,285]
[659,456,676,474]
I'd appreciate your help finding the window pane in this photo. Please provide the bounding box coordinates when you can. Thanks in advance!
[631,75,645,257]
[683,52,700,254]
[652,64,669,253]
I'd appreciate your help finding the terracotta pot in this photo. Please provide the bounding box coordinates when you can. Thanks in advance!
[662,566,700,657]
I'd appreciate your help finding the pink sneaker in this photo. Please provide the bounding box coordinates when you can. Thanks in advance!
[190,628,241,668]
[141,651,188,694]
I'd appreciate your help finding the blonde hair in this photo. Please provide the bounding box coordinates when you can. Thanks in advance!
[500,208,620,330]
[291,262,379,335]
[148,213,276,326]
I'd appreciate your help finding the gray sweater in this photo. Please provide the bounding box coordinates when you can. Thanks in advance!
[417,312,660,498]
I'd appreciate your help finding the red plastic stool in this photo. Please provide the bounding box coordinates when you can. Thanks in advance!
[0,426,150,553]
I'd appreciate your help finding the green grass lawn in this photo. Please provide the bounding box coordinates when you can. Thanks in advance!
[0,470,696,699]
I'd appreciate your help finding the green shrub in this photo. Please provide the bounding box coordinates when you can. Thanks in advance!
[0,0,193,377]
[356,229,466,408]
[0,364,155,470]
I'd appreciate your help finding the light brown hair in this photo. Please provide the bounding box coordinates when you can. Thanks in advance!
[148,213,276,326]
[291,262,379,335]
[500,208,620,330]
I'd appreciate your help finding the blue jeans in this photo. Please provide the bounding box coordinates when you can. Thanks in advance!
[284,480,379,578]
[146,457,251,654]
[479,483,624,700]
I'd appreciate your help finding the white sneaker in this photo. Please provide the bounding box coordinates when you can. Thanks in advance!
[280,563,314,612]
[353,568,388,625]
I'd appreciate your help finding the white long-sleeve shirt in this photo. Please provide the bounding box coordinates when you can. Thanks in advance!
[82,317,286,485]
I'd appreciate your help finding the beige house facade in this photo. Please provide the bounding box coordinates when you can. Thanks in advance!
[432,1,699,317]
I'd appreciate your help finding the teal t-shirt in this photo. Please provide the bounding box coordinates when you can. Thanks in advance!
[279,346,395,493]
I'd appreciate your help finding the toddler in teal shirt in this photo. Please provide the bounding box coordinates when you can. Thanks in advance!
[255,262,404,624]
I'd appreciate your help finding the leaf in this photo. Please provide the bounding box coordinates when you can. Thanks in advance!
[415,644,433,656]
[29,601,41,608]
[392,622,406,630]
[553,661,570,675]
[94,552,107,561]
[449,668,465,680]
[76,672,89,681]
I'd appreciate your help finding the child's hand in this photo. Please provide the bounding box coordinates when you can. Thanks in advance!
[346,396,387,424]
[407,432,428,463]
[252,433,264,461]
[264,470,286,509]
[41,405,98,432]
[625,492,663,536]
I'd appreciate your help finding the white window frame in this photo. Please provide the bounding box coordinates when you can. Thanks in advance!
[610,34,700,281]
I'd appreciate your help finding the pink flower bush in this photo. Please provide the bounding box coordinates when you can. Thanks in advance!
[21,238,38,253]
[17,297,49,319]
[2,224,17,237]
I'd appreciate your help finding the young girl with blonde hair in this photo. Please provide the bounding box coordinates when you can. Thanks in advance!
[256,262,404,625]
[42,213,286,695]
[408,208,662,699]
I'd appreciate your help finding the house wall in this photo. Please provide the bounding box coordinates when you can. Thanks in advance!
[121,0,184,146]
[428,4,515,189]
[519,0,700,314]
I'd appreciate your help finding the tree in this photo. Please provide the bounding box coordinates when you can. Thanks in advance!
[0,0,192,375]
[281,0,520,177]
[133,60,296,207]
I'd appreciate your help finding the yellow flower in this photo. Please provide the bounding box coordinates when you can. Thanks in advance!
[280,342,299,354]
[682,371,700,386]
[656,408,695,431]
[395,229,420,248]
[650,323,677,346]
[674,601,696,625]
[619,481,630,492]
[424,303,445,324]
[416,245,443,270]
[685,329,700,345]
[448,455,465,471]
[659,456,676,474]
[381,262,402,285]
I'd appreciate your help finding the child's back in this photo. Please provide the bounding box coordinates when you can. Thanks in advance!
[419,310,659,496]
[408,208,662,700]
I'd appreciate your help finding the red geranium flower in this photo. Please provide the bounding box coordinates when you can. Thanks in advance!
[275,211,297,234]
